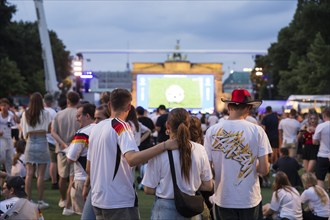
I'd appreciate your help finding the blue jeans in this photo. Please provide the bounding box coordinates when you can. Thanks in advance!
[151,197,200,220]
[81,191,96,220]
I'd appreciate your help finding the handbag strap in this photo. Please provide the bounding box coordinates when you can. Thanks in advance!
[167,149,179,189]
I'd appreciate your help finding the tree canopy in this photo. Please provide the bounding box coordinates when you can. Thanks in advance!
[0,0,71,99]
[251,0,330,99]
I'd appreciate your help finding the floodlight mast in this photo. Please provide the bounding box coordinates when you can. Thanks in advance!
[34,0,59,95]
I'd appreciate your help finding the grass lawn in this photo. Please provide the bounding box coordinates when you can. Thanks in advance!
[36,178,274,220]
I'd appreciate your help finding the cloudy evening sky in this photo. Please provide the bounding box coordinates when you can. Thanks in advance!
[9,0,297,79]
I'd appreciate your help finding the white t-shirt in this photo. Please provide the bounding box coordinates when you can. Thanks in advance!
[10,111,20,130]
[313,121,330,158]
[142,141,212,199]
[208,115,219,127]
[204,119,272,208]
[278,118,300,144]
[44,107,57,145]
[129,121,150,146]
[0,197,19,215]
[217,115,229,124]
[301,186,330,218]
[21,109,51,139]
[270,187,303,220]
[245,116,259,125]
[11,154,26,178]
[66,124,94,181]
[88,118,139,209]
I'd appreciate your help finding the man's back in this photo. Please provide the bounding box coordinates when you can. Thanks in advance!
[314,121,330,157]
[88,118,138,209]
[52,107,79,151]
[279,118,300,143]
[262,112,279,138]
[204,119,272,208]
[273,156,302,187]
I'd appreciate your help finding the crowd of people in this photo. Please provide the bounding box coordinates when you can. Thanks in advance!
[0,88,329,220]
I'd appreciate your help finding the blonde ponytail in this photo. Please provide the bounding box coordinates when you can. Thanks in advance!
[302,172,329,205]
[314,185,329,205]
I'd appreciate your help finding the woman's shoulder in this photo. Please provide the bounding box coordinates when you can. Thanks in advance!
[42,109,50,114]
[40,109,50,117]
[190,141,204,149]
[276,187,292,195]
[190,141,208,156]
[302,186,314,195]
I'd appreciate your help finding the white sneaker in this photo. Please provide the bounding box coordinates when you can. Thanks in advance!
[62,207,75,216]
[58,199,66,208]
[37,200,49,209]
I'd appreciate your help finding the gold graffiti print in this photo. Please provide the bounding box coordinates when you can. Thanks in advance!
[212,128,256,185]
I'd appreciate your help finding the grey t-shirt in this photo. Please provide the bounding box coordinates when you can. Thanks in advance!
[52,107,80,153]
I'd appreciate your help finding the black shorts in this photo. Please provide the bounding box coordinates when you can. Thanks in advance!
[48,143,57,163]
[269,137,279,149]
[297,141,303,155]
[214,202,261,220]
[11,128,19,141]
[302,144,319,160]
[315,157,330,181]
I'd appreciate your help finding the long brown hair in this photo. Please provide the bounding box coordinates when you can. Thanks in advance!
[25,92,44,127]
[126,105,139,132]
[302,172,329,205]
[273,171,299,201]
[168,108,192,182]
[189,116,203,145]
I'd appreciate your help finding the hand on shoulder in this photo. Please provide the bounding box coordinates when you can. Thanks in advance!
[164,139,178,151]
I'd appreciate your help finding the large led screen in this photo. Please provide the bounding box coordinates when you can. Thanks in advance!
[137,74,214,113]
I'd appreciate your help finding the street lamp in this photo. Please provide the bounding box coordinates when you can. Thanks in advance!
[72,55,83,77]
[252,67,264,99]
[255,67,263,76]
[71,54,84,96]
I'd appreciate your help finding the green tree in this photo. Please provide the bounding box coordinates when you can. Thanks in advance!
[0,0,16,59]
[295,33,330,94]
[4,21,71,95]
[5,21,45,94]
[0,0,71,96]
[253,0,330,98]
[0,57,27,97]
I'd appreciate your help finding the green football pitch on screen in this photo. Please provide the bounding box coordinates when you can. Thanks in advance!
[148,77,202,109]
